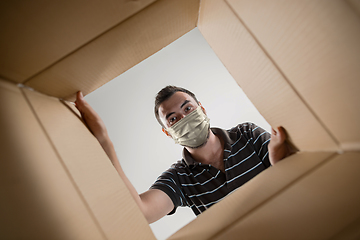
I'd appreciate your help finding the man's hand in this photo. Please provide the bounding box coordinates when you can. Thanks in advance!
[268,126,295,165]
[74,91,173,223]
[75,91,109,144]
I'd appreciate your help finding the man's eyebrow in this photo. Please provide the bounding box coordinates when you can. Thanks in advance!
[180,100,190,109]
[166,112,175,120]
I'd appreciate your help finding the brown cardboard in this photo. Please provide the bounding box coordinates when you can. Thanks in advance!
[22,88,155,240]
[1,0,360,239]
[24,0,200,101]
[0,0,155,83]
[226,0,360,151]
[197,0,339,152]
[212,152,360,240]
[330,216,360,240]
[0,79,105,240]
[347,0,360,17]
[168,152,335,240]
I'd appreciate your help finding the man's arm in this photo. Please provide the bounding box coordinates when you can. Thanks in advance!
[75,91,173,223]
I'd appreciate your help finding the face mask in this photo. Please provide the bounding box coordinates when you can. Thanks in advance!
[166,106,210,148]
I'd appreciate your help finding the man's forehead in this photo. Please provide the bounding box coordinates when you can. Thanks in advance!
[159,92,196,116]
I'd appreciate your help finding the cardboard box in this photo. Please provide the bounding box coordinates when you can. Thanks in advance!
[1,0,359,239]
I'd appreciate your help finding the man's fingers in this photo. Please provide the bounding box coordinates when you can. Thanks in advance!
[276,126,287,143]
[75,91,90,113]
[75,91,83,104]
[271,127,276,135]
[271,126,287,142]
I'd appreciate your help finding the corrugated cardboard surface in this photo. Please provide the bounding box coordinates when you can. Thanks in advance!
[226,0,360,151]
[330,215,360,240]
[23,0,200,101]
[347,0,360,17]
[0,80,104,240]
[197,0,339,152]
[22,88,155,240]
[0,0,155,83]
[169,152,335,240]
[213,152,360,240]
[2,0,360,239]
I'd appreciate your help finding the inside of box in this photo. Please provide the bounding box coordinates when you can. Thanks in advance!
[84,27,273,239]
[1,0,360,239]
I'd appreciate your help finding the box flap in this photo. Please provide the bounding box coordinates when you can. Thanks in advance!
[347,0,360,17]
[0,79,105,239]
[213,152,360,240]
[23,0,200,101]
[22,88,155,240]
[226,0,360,151]
[0,0,155,83]
[169,152,335,239]
[197,0,339,151]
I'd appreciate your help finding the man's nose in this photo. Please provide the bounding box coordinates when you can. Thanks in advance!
[179,113,186,120]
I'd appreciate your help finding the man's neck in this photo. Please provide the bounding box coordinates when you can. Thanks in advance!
[186,131,225,172]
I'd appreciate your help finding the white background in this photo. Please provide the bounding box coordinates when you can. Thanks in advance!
[85,28,270,240]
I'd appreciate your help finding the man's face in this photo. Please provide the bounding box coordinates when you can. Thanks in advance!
[158,91,199,129]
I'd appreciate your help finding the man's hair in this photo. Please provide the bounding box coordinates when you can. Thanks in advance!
[154,86,199,128]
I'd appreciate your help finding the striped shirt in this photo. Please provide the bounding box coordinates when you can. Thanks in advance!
[150,123,271,216]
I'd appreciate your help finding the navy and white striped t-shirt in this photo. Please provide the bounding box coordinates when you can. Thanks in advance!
[150,123,271,216]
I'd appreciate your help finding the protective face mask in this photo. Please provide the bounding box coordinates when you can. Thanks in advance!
[166,105,210,148]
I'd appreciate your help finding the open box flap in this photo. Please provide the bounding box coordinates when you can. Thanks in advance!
[21,0,199,101]
[226,0,360,151]
[197,0,343,152]
[169,152,336,239]
[0,0,155,83]
[22,86,155,239]
[0,79,106,239]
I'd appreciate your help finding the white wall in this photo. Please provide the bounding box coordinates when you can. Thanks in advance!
[85,28,270,240]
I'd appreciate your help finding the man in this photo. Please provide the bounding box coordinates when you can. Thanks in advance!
[75,86,292,224]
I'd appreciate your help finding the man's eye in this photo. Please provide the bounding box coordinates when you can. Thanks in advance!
[184,106,191,112]
[169,117,176,123]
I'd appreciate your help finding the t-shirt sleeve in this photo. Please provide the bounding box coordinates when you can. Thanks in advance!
[247,123,271,168]
[149,166,188,215]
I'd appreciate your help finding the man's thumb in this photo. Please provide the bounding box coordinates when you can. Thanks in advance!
[277,126,287,142]
[75,91,85,110]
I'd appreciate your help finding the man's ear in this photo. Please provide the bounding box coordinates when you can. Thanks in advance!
[162,128,172,138]
[199,102,206,115]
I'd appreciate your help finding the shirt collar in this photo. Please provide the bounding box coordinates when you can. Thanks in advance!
[182,127,238,168]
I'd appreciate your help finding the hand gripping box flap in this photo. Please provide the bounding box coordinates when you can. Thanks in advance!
[226,0,360,151]
[198,0,360,152]
[0,79,105,240]
[169,152,335,240]
[213,152,360,240]
[21,87,155,240]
